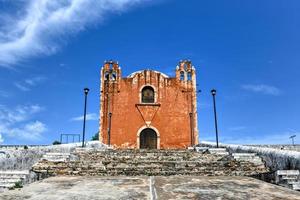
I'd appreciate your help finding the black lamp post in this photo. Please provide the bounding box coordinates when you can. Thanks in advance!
[290,135,296,146]
[82,88,90,147]
[211,89,219,148]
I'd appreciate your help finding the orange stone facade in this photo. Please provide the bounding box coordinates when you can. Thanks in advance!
[99,60,199,149]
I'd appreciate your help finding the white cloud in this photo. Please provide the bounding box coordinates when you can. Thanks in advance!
[0,104,46,141]
[0,0,146,67]
[14,82,30,91]
[14,76,46,91]
[241,84,281,96]
[25,76,46,86]
[71,113,98,121]
[8,121,47,140]
[0,104,44,123]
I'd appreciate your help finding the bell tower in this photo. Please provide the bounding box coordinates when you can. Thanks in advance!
[99,60,121,145]
[176,59,198,145]
[176,60,196,84]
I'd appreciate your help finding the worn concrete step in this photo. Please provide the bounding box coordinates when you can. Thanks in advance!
[81,161,226,168]
[0,174,28,179]
[0,183,16,188]
[0,170,30,175]
[235,159,263,165]
[281,175,299,180]
[84,151,201,155]
[208,152,229,156]
[195,147,209,152]
[74,148,98,153]
[43,153,71,156]
[291,182,300,191]
[79,156,218,162]
[275,170,300,187]
[66,169,263,176]
[0,178,22,183]
[76,156,209,162]
[42,153,71,162]
[232,153,257,157]
[235,158,262,163]
[92,154,223,159]
[232,153,264,166]
[82,154,203,158]
[207,148,229,156]
[208,148,227,152]
[0,170,29,189]
[276,170,299,176]
[0,171,29,179]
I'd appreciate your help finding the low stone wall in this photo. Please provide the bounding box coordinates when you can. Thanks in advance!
[200,142,300,171]
[0,141,106,170]
[248,145,300,152]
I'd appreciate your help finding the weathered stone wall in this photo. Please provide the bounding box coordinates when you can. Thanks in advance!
[0,141,106,170]
[200,142,300,171]
[99,60,199,149]
[248,145,300,152]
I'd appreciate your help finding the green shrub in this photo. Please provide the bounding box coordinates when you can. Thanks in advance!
[14,181,23,189]
[91,132,99,141]
[52,140,61,145]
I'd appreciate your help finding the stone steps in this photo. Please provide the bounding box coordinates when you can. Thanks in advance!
[32,149,268,177]
[76,156,220,162]
[74,151,220,162]
[232,153,264,166]
[0,170,30,189]
[291,182,300,190]
[207,148,229,156]
[42,153,71,162]
[0,183,16,188]
[275,170,300,191]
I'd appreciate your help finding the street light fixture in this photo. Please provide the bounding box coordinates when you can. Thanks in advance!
[290,135,296,146]
[82,88,90,147]
[211,89,219,148]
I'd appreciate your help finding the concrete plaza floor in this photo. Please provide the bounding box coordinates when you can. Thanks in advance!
[0,176,299,200]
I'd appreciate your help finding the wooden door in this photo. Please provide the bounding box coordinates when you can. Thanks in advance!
[140,128,157,149]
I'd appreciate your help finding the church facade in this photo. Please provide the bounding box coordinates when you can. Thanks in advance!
[99,60,199,149]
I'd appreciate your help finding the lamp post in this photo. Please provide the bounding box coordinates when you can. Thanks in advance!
[290,135,296,146]
[82,88,90,147]
[211,89,219,148]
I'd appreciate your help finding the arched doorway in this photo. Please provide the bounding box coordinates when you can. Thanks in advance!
[139,128,157,149]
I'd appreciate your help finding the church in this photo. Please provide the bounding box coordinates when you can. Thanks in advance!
[99,60,199,149]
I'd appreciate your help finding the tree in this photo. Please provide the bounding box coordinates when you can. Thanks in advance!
[91,132,99,141]
[52,140,61,145]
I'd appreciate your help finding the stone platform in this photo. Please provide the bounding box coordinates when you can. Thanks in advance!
[0,176,299,200]
[32,149,268,177]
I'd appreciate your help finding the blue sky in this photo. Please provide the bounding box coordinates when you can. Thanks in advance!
[0,0,299,145]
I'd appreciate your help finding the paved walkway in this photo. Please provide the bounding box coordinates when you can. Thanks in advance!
[0,176,299,200]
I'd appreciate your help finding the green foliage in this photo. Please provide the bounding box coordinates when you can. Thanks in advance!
[24,145,28,150]
[52,140,61,145]
[14,181,23,189]
[91,132,99,141]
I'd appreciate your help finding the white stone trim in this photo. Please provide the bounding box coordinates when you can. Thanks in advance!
[139,84,158,103]
[136,125,160,149]
[127,70,169,78]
